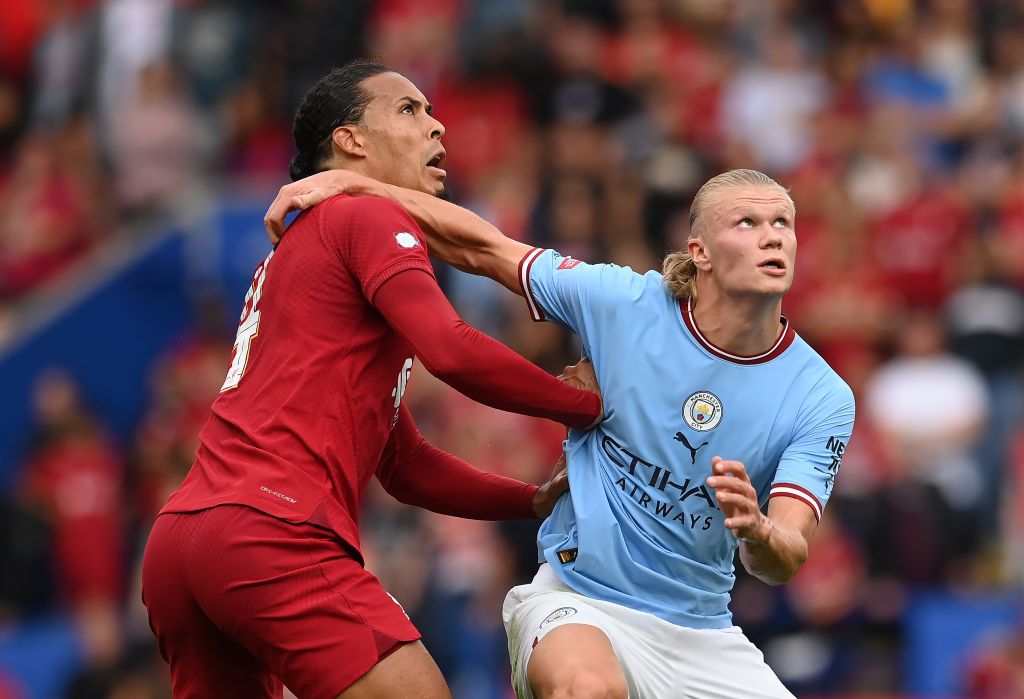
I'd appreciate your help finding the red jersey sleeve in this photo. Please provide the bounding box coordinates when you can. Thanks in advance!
[376,404,538,520]
[317,195,436,302]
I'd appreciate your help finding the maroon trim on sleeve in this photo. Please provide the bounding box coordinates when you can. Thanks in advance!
[769,482,822,522]
[518,247,546,322]
[374,270,601,429]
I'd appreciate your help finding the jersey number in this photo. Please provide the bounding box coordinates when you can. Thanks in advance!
[221,250,275,392]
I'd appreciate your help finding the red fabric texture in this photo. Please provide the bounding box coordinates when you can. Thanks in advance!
[142,505,418,699]
[161,195,438,556]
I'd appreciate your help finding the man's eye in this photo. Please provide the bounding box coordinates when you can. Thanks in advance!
[401,105,414,114]
[773,218,788,227]
[738,218,754,228]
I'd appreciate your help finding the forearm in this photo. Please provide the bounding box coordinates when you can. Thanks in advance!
[375,271,601,429]
[378,407,538,520]
[423,320,600,429]
[738,519,809,585]
[379,183,529,292]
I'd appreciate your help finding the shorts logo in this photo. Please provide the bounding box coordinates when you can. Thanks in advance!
[682,391,723,432]
[540,607,577,628]
[394,231,420,248]
[557,257,581,270]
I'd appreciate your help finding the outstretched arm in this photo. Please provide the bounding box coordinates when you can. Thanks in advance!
[374,268,601,429]
[376,403,568,520]
[707,457,817,585]
[265,170,531,293]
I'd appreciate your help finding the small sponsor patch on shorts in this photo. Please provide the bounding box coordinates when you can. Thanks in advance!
[540,607,577,628]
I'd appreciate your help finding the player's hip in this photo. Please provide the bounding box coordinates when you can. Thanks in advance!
[503,564,795,699]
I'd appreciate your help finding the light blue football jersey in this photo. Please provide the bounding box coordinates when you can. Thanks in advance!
[519,248,855,630]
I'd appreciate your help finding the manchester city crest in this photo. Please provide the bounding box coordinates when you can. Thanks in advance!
[682,391,723,432]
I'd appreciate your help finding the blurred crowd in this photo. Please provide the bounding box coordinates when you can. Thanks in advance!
[2,0,1024,696]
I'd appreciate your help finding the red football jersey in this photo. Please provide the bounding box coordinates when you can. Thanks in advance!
[161,194,437,554]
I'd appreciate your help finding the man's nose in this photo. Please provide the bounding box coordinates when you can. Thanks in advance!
[761,224,783,248]
[429,117,445,140]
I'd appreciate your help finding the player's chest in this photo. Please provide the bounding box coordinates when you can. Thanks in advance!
[602,363,797,482]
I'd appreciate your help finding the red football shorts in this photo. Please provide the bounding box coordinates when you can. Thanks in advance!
[141,505,420,699]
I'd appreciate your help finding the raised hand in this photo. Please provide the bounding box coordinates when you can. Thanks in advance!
[706,456,773,545]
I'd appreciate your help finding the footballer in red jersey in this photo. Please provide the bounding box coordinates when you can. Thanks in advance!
[141,60,602,699]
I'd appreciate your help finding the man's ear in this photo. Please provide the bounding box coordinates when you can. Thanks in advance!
[689,237,711,272]
[331,125,366,158]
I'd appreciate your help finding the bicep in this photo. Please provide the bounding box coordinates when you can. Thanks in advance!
[373,269,463,366]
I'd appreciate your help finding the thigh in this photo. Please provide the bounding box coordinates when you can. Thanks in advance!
[181,505,423,699]
[504,577,627,699]
[528,624,627,699]
[337,640,450,699]
[142,513,281,699]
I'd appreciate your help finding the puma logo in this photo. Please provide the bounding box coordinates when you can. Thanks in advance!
[674,432,709,464]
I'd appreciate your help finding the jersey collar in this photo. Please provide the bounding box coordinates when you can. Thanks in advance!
[679,298,795,365]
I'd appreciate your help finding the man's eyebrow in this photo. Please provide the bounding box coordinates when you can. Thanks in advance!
[398,96,433,115]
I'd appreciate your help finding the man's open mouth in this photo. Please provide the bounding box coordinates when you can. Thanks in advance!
[758,258,786,274]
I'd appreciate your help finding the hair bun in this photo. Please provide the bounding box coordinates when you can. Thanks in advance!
[289,152,313,182]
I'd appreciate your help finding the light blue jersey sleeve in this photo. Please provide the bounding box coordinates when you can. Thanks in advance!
[769,378,855,522]
[518,248,646,347]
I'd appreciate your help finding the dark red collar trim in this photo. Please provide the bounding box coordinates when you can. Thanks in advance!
[680,298,795,365]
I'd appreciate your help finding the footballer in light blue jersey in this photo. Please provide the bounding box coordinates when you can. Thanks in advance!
[518,247,855,630]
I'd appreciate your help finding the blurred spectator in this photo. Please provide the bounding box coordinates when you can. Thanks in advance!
[18,370,125,666]
[946,240,1024,537]
[864,310,990,583]
[29,0,92,130]
[93,0,173,150]
[721,26,828,173]
[0,119,108,300]
[108,62,199,217]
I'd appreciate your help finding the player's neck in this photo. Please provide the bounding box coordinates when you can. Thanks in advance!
[689,290,783,357]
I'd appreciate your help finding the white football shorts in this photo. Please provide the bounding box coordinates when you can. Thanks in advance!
[502,564,795,699]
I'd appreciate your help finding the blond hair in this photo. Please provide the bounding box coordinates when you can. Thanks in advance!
[662,169,793,301]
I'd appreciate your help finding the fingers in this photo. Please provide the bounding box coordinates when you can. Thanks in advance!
[264,188,321,243]
[710,457,750,481]
[264,186,295,242]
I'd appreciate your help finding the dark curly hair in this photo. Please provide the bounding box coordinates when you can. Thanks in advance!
[289,59,393,181]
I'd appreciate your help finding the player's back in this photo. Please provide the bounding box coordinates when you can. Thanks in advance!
[162,195,434,553]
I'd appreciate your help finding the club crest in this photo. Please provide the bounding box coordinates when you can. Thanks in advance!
[682,391,723,432]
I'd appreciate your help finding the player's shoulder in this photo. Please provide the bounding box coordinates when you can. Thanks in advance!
[788,334,855,407]
[543,249,660,296]
[316,193,410,222]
